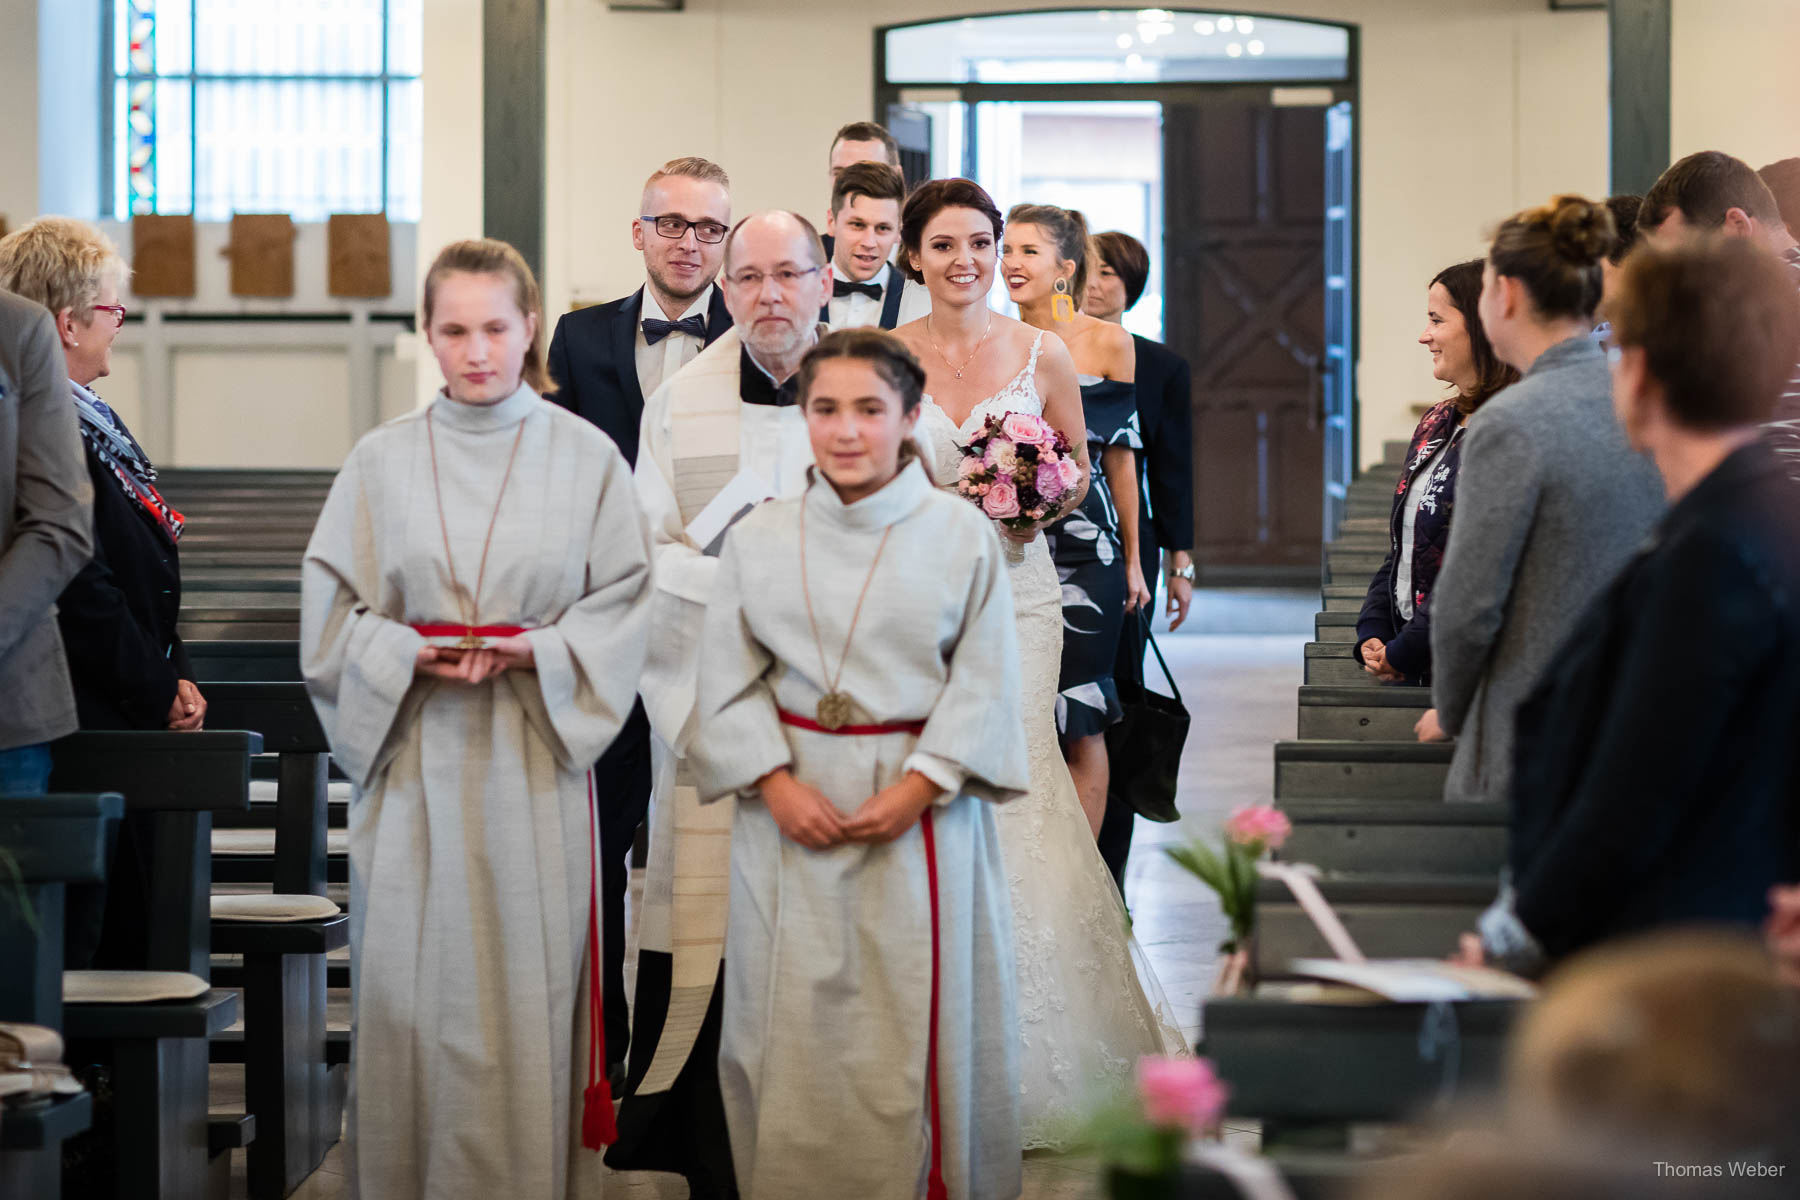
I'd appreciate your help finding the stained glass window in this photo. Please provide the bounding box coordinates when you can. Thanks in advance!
[111,0,422,221]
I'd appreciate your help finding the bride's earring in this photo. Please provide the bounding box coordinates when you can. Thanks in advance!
[1052,277,1074,323]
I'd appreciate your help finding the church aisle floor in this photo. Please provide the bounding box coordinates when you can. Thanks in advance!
[224,613,1309,1199]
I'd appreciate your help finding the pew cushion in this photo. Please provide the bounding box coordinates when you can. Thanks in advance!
[212,828,350,855]
[210,894,342,922]
[63,970,209,1004]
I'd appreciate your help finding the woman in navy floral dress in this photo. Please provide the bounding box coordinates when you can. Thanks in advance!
[1355,260,1517,685]
[1003,203,1149,839]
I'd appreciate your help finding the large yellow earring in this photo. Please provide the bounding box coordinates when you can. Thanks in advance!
[1052,277,1075,323]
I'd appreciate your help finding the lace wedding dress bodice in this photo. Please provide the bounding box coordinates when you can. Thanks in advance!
[916,331,1188,1149]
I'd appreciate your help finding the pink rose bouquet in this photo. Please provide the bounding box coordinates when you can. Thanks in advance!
[954,411,1077,541]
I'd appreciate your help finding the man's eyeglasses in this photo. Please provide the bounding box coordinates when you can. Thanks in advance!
[91,304,127,329]
[726,267,822,293]
[642,215,728,244]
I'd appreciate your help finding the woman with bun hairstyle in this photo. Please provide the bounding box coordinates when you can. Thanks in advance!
[1355,260,1518,686]
[1419,196,1663,809]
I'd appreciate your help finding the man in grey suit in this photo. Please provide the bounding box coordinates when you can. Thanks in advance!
[0,287,94,794]
[1425,197,1663,807]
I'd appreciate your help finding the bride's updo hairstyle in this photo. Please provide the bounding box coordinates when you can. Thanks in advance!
[422,237,555,395]
[899,178,1004,283]
[1488,195,1618,321]
[795,328,927,415]
[1007,204,1093,307]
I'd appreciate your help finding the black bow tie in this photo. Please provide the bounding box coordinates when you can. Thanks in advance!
[643,314,707,345]
[833,279,884,301]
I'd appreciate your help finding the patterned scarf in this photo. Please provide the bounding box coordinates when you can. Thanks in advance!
[70,380,184,544]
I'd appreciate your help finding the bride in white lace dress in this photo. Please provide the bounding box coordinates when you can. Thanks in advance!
[891,180,1188,1148]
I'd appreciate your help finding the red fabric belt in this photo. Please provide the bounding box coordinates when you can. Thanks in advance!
[409,623,528,639]
[777,709,927,737]
[581,771,617,1149]
[921,808,948,1200]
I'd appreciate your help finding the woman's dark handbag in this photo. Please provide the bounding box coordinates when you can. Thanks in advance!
[1105,631,1190,822]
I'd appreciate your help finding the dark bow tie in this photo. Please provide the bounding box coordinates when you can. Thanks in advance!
[643,314,707,345]
[833,278,884,301]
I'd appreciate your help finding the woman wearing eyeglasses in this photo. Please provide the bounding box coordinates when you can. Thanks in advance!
[0,216,205,963]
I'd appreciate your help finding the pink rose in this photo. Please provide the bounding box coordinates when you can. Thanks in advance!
[1054,455,1081,490]
[1138,1056,1228,1135]
[1001,412,1052,446]
[957,455,982,479]
[1224,805,1291,851]
[981,475,1021,519]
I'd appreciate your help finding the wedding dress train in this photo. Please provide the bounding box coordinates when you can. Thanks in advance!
[915,331,1189,1148]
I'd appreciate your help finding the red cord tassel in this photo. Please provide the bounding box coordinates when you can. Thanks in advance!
[922,809,949,1200]
[581,772,617,1150]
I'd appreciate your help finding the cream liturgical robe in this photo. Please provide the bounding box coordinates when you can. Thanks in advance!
[300,384,652,1200]
[617,327,814,1176]
[688,458,1030,1200]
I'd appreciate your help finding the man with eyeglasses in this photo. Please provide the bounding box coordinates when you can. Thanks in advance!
[545,155,732,1098]
[608,211,832,1200]
[549,155,733,467]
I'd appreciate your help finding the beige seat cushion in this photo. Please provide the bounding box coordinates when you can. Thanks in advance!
[210,893,342,922]
[212,828,349,856]
[64,971,209,1004]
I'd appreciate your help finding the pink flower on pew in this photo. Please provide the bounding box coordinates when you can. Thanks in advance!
[1224,804,1291,851]
[1137,1056,1228,1135]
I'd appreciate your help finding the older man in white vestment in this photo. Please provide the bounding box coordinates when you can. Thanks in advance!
[608,211,833,1196]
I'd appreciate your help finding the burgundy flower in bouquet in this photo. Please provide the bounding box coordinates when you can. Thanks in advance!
[955,412,1079,556]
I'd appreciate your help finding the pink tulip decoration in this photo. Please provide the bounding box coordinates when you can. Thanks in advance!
[1224,805,1291,852]
[1137,1056,1228,1137]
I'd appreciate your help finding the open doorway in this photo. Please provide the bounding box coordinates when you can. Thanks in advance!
[880,10,1357,581]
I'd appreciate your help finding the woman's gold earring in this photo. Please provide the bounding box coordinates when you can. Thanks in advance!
[1052,277,1075,323]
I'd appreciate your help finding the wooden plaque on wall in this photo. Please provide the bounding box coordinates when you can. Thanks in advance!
[132,214,197,296]
[225,213,297,297]
[327,213,392,298]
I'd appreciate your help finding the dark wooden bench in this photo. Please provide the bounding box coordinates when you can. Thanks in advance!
[1295,685,1431,741]
[50,733,260,1200]
[1313,610,1358,642]
[1277,800,1507,876]
[1274,739,1453,801]
[1303,641,1380,686]
[0,792,122,1200]
[1203,992,1518,1125]
[1253,874,1494,978]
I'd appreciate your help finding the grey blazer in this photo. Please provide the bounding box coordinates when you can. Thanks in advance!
[1431,335,1664,805]
[0,289,93,751]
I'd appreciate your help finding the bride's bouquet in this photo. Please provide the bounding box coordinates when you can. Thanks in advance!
[954,412,1080,557]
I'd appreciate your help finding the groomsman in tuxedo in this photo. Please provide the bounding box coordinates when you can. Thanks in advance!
[545,154,733,1085]
[821,162,930,331]
[823,121,901,260]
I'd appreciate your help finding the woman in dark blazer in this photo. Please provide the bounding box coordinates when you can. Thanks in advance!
[0,217,203,968]
[1469,235,1800,972]
[0,218,202,733]
[1355,260,1516,685]
[1086,231,1196,889]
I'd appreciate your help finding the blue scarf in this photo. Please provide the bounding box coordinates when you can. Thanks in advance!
[71,380,184,544]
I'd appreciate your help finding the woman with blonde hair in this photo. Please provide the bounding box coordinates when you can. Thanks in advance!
[301,238,653,1198]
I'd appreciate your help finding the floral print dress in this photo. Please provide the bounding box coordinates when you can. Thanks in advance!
[1045,376,1141,738]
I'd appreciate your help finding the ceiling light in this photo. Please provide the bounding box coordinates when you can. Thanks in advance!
[1217,16,1235,32]
[1247,39,1264,55]
[1237,17,1255,33]
[1126,52,1145,69]
[1136,8,1174,20]
[1225,41,1243,57]
[1117,33,1133,48]
[1193,18,1215,34]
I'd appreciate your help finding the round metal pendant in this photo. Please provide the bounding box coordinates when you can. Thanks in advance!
[816,692,853,731]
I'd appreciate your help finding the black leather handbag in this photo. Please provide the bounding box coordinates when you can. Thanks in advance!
[1105,631,1190,823]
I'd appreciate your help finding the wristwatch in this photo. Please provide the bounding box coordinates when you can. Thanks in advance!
[1167,563,1196,582]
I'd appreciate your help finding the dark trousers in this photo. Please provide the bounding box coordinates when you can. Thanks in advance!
[597,699,653,1069]
[1100,604,1151,894]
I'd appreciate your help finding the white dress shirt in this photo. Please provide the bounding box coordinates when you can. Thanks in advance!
[634,283,715,400]
[825,262,934,331]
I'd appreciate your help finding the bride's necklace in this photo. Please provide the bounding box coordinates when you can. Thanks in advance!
[425,405,528,649]
[798,495,894,730]
[926,311,994,380]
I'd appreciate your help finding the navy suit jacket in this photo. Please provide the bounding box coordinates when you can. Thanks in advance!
[546,286,733,466]
[1131,334,1195,584]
